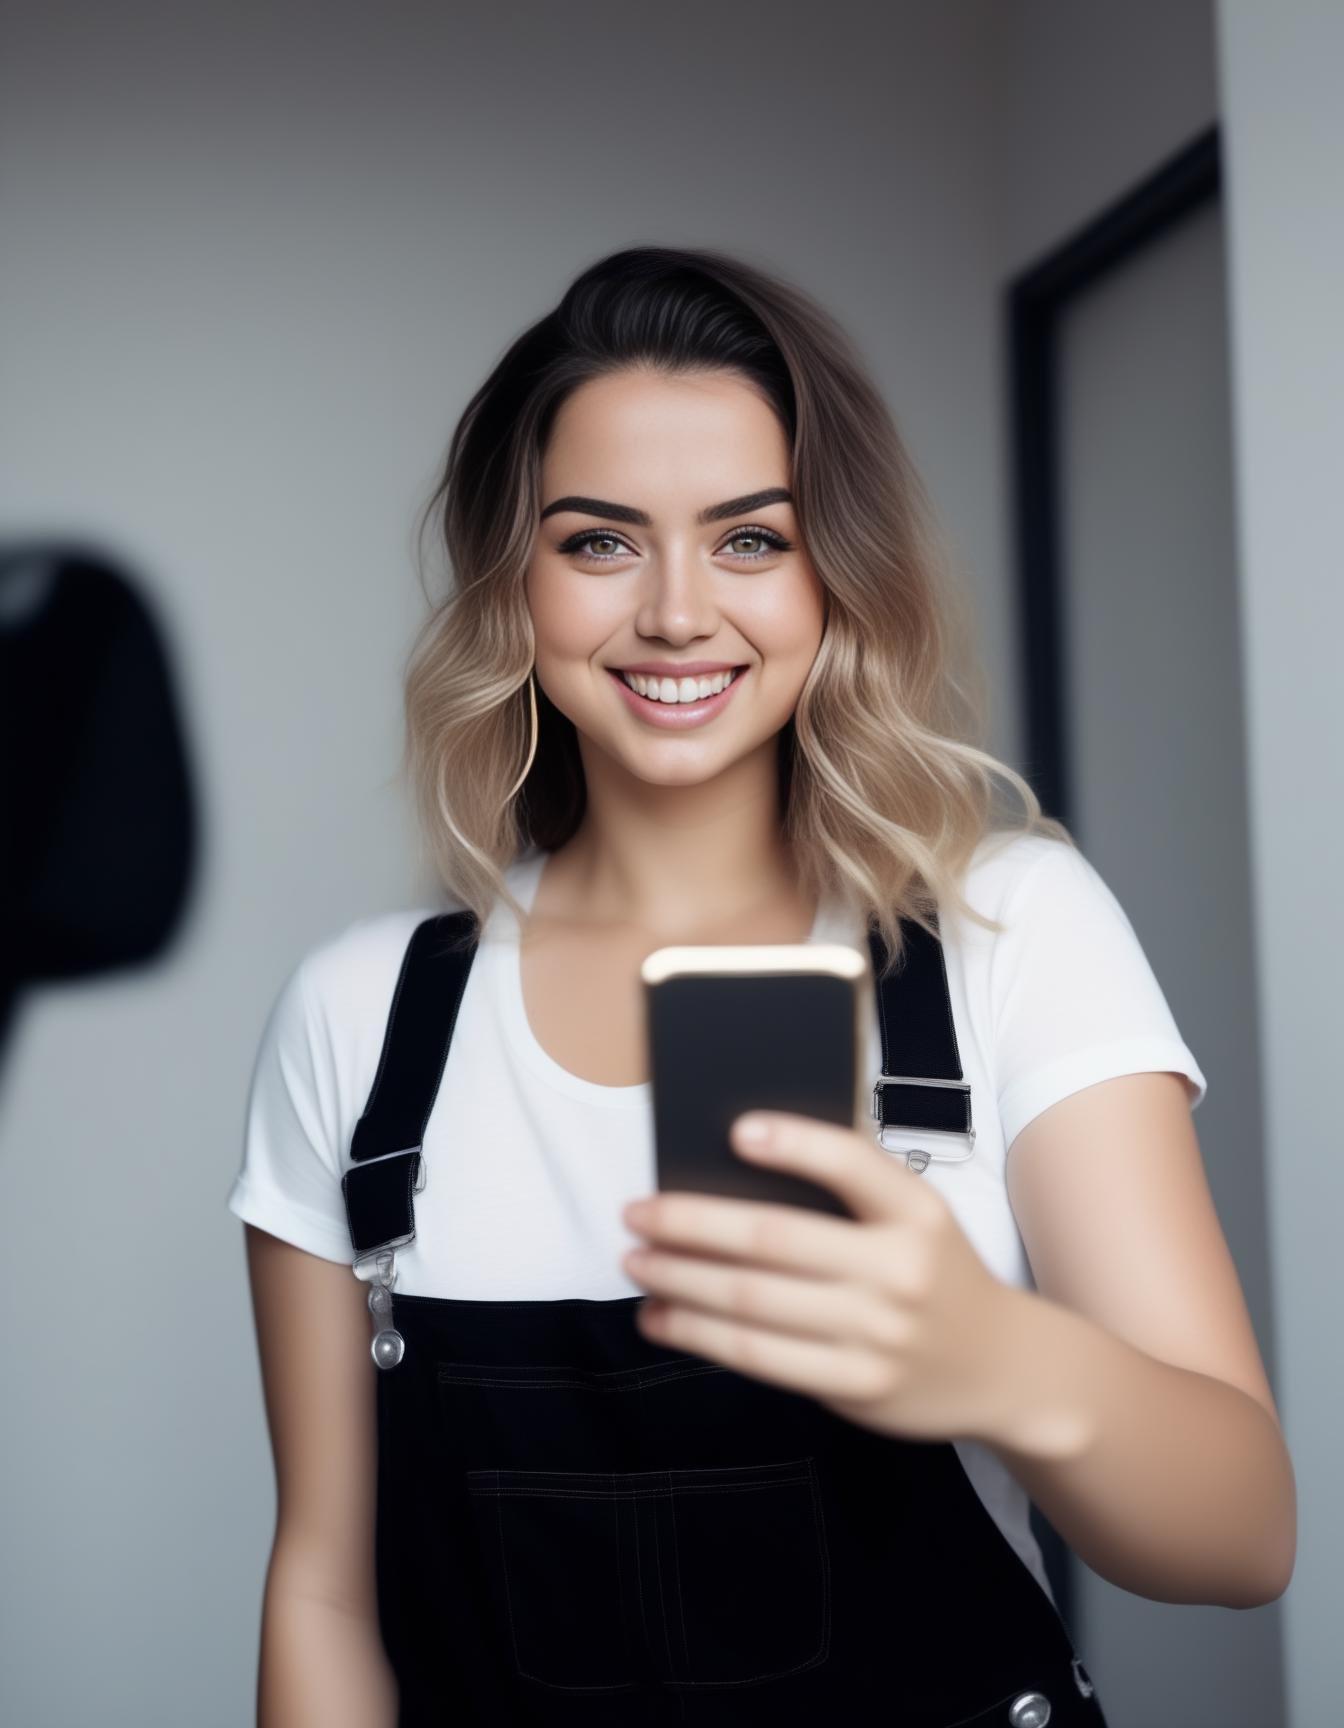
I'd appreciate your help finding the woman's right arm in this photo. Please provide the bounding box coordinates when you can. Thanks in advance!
[242,1223,399,1728]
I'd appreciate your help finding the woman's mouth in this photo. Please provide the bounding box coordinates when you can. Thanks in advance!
[606,665,748,728]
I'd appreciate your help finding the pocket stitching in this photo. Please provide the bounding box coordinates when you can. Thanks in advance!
[648,1500,675,1677]
[438,1357,726,1393]
[466,1456,815,1494]
[492,1482,641,1693]
[474,1456,831,1692]
[671,1454,832,1690]
[469,1479,810,1501]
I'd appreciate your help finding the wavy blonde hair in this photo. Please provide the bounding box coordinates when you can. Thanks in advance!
[403,245,1074,974]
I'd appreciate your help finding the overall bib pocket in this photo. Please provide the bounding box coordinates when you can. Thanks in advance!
[463,1455,832,1691]
[437,1353,833,1692]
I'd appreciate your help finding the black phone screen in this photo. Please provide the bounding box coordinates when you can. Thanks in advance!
[644,952,865,1220]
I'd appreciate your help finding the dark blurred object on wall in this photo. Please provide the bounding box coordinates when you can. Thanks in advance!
[0,544,197,1063]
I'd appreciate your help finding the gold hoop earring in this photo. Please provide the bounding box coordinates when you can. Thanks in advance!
[503,668,538,803]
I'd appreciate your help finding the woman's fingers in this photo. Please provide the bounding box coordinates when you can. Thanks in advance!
[622,1113,936,1285]
[624,1245,909,1356]
[637,1290,896,1405]
[730,1110,938,1226]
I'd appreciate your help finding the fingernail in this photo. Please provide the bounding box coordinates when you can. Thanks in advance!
[733,1114,772,1149]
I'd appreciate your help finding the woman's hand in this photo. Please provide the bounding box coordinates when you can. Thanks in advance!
[620,1110,1024,1446]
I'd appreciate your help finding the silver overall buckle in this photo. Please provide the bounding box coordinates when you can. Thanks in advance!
[350,1141,428,1191]
[363,1247,406,1371]
[871,1074,976,1172]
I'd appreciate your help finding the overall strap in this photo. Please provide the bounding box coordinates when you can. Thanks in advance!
[341,909,479,1261]
[343,902,971,1366]
[866,912,975,1170]
[343,908,480,1370]
[341,908,975,1237]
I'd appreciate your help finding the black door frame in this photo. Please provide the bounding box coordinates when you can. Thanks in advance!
[1006,124,1222,827]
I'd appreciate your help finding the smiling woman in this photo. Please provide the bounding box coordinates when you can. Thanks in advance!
[523,368,828,769]
[229,245,1293,1728]
[401,245,1036,966]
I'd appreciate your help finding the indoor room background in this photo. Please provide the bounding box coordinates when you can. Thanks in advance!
[0,3,1337,1724]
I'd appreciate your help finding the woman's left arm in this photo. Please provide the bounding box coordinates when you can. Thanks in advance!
[986,1068,1295,1608]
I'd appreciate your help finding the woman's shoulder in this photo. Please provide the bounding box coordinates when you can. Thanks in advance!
[956,828,1084,927]
[951,828,1207,1125]
[295,900,466,1033]
[233,900,468,1259]
[248,902,468,1157]
[944,828,1145,982]
[292,854,541,1032]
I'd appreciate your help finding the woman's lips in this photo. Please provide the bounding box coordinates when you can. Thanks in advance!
[606,666,747,728]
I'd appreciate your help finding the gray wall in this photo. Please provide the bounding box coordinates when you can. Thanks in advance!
[1,2,1311,1724]
[1217,5,1344,1722]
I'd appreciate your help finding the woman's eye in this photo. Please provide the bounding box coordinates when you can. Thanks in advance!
[723,528,791,560]
[558,526,792,564]
[565,532,627,561]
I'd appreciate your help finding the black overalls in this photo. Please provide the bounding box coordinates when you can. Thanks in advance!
[340,907,1109,1728]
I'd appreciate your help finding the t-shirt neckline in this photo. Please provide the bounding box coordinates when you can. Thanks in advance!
[492,848,833,1109]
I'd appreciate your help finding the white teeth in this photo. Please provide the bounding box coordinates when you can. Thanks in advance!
[619,668,741,703]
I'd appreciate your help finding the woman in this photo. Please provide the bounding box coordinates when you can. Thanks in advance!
[229,246,1295,1727]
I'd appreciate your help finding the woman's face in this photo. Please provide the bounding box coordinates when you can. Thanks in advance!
[526,367,826,789]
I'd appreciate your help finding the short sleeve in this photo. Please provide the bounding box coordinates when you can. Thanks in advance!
[226,954,357,1264]
[989,841,1208,1152]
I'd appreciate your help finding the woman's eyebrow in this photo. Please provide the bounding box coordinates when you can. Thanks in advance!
[539,487,793,527]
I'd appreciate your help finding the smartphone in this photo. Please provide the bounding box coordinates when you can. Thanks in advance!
[640,941,871,1220]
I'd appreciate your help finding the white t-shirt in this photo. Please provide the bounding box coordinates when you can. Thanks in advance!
[227,831,1206,1605]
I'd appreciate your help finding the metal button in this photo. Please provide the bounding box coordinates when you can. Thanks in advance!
[1071,1656,1095,1698]
[371,1327,405,1370]
[1007,1693,1051,1728]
